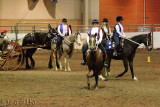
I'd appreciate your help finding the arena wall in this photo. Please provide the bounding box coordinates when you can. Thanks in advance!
[99,0,160,25]
[0,0,99,26]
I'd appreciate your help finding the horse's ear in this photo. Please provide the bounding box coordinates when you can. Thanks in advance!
[48,24,52,29]
[94,33,97,37]
[87,33,91,36]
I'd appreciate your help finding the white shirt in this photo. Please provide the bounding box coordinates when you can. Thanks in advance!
[87,27,103,44]
[102,25,111,36]
[58,24,71,36]
[115,22,125,37]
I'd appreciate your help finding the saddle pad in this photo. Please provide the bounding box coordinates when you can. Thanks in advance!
[106,40,115,50]
[52,37,63,45]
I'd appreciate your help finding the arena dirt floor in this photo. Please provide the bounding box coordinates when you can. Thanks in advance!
[0,49,160,107]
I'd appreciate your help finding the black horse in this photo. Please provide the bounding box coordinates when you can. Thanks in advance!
[21,24,58,69]
[105,33,152,80]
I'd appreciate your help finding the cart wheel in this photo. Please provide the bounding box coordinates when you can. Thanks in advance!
[0,42,23,71]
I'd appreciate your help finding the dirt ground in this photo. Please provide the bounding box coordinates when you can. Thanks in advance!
[0,49,160,107]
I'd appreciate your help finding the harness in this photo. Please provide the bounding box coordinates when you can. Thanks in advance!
[60,24,69,36]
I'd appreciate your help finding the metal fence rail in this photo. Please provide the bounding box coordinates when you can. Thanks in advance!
[0,23,160,33]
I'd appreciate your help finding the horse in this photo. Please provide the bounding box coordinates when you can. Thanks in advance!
[85,34,104,89]
[105,32,152,81]
[48,32,81,71]
[20,24,57,69]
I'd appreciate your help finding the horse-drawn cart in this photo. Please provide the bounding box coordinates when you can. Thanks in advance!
[0,41,49,71]
[0,41,23,71]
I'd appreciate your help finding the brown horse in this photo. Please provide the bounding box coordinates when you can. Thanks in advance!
[49,32,81,71]
[86,34,104,89]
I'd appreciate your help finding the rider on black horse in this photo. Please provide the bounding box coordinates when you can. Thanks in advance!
[81,19,107,66]
[101,18,112,40]
[112,16,126,56]
[56,18,72,50]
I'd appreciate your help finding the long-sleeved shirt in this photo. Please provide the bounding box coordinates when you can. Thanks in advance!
[87,27,103,44]
[115,22,125,37]
[57,24,71,36]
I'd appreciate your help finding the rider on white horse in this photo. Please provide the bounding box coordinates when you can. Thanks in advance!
[81,19,107,66]
[56,18,72,50]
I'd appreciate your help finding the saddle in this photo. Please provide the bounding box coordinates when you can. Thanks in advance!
[52,37,63,51]
[52,37,63,45]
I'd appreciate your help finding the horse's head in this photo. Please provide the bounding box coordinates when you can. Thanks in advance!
[48,24,58,38]
[88,33,97,51]
[74,32,81,46]
[143,32,152,51]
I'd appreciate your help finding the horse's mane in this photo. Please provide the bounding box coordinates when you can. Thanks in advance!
[130,34,146,40]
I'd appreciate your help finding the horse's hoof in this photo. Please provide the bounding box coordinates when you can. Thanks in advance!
[65,69,67,72]
[26,66,31,69]
[133,76,138,81]
[48,65,53,69]
[99,75,105,81]
[68,69,71,72]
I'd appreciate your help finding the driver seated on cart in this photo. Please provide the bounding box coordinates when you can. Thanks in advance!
[0,29,9,55]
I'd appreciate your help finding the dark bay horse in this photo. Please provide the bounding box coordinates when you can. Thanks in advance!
[106,33,152,81]
[85,34,104,89]
[21,24,57,69]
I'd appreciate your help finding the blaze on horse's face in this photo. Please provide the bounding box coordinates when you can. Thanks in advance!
[144,32,152,51]
[88,34,97,51]
[74,32,81,46]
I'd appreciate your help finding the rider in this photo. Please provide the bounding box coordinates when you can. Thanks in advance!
[101,18,112,40]
[81,19,107,66]
[56,18,71,50]
[112,16,126,56]
[0,29,8,54]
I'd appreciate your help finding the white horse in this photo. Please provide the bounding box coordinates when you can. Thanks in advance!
[49,32,81,71]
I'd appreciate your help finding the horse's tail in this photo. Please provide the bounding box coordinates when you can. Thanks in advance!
[55,50,60,69]
[18,49,25,65]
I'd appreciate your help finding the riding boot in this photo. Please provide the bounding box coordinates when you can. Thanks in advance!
[81,53,86,65]
[103,54,107,67]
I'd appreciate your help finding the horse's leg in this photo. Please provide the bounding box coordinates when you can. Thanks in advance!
[48,55,53,69]
[64,57,67,71]
[53,52,58,71]
[116,58,128,78]
[105,55,112,77]
[129,59,138,81]
[48,49,53,69]
[25,50,31,69]
[94,72,99,89]
[59,51,63,70]
[86,68,91,90]
[29,49,36,69]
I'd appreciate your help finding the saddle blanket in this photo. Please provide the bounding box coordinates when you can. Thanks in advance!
[106,40,124,50]
[52,37,63,45]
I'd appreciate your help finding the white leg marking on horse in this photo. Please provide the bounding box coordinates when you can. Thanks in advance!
[99,74,105,81]
[53,54,58,71]
[64,58,67,71]
[68,58,71,72]
[134,76,138,81]
[59,62,62,70]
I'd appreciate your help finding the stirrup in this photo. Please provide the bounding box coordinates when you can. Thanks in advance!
[113,52,117,56]
[104,62,108,67]
[81,60,86,65]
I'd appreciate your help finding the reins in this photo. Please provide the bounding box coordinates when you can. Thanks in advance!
[125,38,141,45]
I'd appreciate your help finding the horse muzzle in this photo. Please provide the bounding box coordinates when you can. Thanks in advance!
[147,46,152,51]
